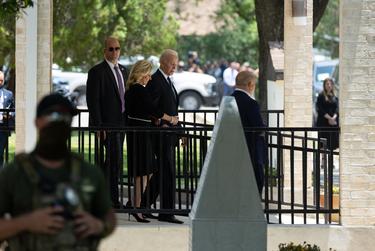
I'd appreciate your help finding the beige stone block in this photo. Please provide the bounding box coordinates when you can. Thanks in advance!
[342,199,375,208]
[348,182,370,191]
[350,208,369,216]
[340,191,351,200]
[342,132,365,141]
[350,191,375,199]
[341,216,367,225]
[368,182,375,190]
[343,116,369,125]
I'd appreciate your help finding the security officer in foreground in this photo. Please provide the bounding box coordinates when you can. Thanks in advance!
[0,93,116,251]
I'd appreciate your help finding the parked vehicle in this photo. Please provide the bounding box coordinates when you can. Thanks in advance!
[120,55,219,110]
[52,56,220,109]
[172,70,219,109]
[52,65,87,106]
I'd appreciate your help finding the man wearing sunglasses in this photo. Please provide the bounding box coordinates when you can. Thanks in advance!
[86,37,129,209]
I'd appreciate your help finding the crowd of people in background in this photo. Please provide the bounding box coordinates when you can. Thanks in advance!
[176,51,259,100]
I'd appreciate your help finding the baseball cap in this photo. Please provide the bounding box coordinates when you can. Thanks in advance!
[37,93,78,118]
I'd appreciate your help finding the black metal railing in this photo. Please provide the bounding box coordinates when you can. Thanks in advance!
[263,127,340,224]
[2,108,340,224]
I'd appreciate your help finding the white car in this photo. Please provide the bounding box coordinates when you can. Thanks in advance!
[52,60,220,109]
[171,70,219,110]
[52,65,87,106]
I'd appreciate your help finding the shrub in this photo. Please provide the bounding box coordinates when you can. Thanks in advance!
[278,242,320,251]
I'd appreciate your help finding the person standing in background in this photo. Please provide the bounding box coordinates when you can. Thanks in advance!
[223,61,239,96]
[316,78,339,151]
[0,71,14,168]
[86,37,129,209]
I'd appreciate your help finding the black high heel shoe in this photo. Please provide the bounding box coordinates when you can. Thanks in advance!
[126,201,150,223]
[131,212,150,223]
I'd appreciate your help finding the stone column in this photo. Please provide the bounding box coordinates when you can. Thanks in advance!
[284,0,313,127]
[340,0,375,225]
[15,0,52,152]
[283,0,313,190]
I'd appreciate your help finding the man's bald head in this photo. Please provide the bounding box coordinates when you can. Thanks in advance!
[235,70,257,87]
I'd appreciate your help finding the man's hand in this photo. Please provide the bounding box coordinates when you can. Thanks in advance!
[23,207,65,235]
[74,210,104,239]
[96,131,106,141]
[328,117,337,126]
[171,116,179,126]
[181,136,188,147]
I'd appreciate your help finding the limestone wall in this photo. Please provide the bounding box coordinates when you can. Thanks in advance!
[340,0,375,225]
[283,0,314,189]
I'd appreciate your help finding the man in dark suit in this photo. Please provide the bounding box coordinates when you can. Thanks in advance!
[141,49,183,224]
[231,70,266,194]
[86,37,128,208]
[0,71,14,168]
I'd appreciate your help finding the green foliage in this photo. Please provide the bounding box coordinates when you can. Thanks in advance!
[176,0,258,66]
[279,242,321,251]
[0,0,34,68]
[0,0,34,20]
[313,0,339,58]
[53,0,178,71]
[332,185,339,194]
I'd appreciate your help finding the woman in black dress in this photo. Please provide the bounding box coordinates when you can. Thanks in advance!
[125,60,178,222]
[316,78,339,150]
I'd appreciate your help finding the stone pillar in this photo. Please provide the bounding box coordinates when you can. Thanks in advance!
[284,0,313,127]
[283,0,313,189]
[340,0,375,225]
[15,0,52,152]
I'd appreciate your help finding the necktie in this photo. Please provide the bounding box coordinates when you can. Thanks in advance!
[114,65,125,113]
[167,77,176,99]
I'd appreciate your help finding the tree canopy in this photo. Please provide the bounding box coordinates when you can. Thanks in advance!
[0,0,337,106]
[53,0,178,71]
[313,0,339,58]
[176,0,258,66]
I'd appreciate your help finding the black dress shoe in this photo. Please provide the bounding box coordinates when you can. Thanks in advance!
[158,216,183,224]
[142,213,158,219]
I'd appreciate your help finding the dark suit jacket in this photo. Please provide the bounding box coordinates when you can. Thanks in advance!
[86,60,128,127]
[231,90,266,167]
[146,69,179,119]
[0,87,15,128]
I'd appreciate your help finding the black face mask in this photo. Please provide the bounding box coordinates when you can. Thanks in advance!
[35,121,71,160]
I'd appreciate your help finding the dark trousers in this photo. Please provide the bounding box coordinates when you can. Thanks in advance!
[141,134,176,217]
[254,164,265,195]
[103,132,125,206]
[0,131,7,168]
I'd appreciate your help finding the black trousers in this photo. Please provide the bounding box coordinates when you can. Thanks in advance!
[0,130,7,168]
[254,164,265,195]
[141,133,176,216]
[103,132,125,206]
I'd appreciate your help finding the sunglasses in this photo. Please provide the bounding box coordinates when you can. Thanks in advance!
[108,47,120,52]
